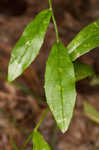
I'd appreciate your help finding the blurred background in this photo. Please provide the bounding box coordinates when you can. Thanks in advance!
[0,0,99,150]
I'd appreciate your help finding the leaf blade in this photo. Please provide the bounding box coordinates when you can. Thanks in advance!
[8,9,51,82]
[74,61,94,81]
[84,101,99,124]
[45,41,76,132]
[33,131,51,150]
[67,20,99,61]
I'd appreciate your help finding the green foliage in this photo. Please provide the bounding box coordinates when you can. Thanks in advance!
[21,133,33,150]
[74,61,94,81]
[45,41,76,132]
[8,9,51,82]
[84,101,99,124]
[90,75,99,86]
[10,136,19,150]
[7,1,99,149]
[67,20,99,61]
[33,131,51,150]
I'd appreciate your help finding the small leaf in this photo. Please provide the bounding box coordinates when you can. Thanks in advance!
[67,20,99,61]
[84,101,99,124]
[10,136,19,150]
[74,61,94,81]
[45,41,76,132]
[8,9,51,82]
[90,75,99,86]
[33,131,51,150]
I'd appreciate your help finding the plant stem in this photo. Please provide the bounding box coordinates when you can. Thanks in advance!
[34,107,49,131]
[49,0,59,43]
[10,136,19,150]
[50,124,58,149]
[21,108,49,150]
[21,133,33,150]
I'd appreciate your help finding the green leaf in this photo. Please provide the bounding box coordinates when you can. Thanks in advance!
[8,9,51,82]
[74,61,94,81]
[10,136,19,150]
[90,75,99,86]
[33,131,51,150]
[44,41,76,133]
[84,101,99,124]
[67,20,99,61]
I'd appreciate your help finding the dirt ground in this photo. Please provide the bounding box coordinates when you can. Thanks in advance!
[0,0,99,150]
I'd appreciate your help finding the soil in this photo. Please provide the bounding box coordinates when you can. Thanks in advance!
[0,0,99,150]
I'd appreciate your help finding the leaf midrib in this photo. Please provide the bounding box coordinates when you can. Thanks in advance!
[56,44,65,127]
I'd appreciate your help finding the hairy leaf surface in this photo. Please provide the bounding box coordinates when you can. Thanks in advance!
[74,61,94,81]
[33,131,51,150]
[45,41,76,132]
[67,20,99,60]
[8,9,51,82]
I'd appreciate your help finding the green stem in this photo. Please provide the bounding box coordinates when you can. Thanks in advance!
[21,108,49,150]
[10,136,19,150]
[34,107,49,131]
[21,133,33,150]
[49,0,59,43]
[50,124,58,149]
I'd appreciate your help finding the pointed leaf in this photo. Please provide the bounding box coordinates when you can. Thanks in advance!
[67,20,99,61]
[33,131,51,150]
[74,61,94,81]
[8,9,51,82]
[45,41,76,132]
[84,101,99,124]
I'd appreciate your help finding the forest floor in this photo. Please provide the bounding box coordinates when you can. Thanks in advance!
[0,0,99,150]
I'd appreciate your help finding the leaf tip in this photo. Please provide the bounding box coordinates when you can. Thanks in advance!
[7,69,17,82]
[61,125,69,134]
[7,69,15,82]
[7,75,12,83]
[61,129,66,134]
[8,61,22,82]
[56,120,69,134]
